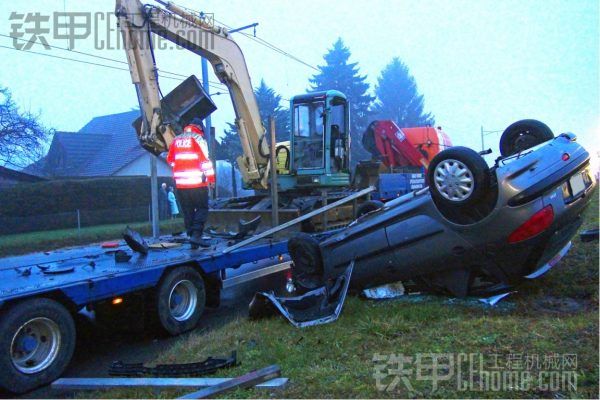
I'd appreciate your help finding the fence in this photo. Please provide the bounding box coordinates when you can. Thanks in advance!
[0,205,157,235]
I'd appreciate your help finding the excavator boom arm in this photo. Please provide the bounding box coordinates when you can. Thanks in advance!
[116,0,270,189]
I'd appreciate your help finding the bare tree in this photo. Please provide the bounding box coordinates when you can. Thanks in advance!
[0,87,52,169]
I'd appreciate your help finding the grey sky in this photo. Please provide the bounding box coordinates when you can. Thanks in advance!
[0,0,598,164]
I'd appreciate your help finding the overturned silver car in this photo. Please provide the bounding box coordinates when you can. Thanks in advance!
[287,120,595,299]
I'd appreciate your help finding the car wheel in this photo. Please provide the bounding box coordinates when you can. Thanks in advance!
[499,119,554,157]
[428,146,490,207]
[288,233,325,290]
[355,200,384,219]
[155,267,205,335]
[0,298,76,394]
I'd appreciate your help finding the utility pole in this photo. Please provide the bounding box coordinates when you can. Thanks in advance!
[269,117,279,227]
[480,126,484,152]
[210,126,217,199]
[201,58,212,152]
[228,23,259,34]
[480,126,503,152]
[196,12,212,153]
[197,8,257,196]
[150,155,159,238]
[197,15,256,150]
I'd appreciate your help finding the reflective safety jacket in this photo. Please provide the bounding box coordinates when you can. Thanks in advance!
[167,132,215,189]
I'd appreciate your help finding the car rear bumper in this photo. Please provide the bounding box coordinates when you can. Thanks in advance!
[508,153,589,206]
[525,241,572,279]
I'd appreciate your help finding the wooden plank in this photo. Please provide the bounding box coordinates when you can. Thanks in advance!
[51,377,288,391]
[178,365,281,399]
[221,186,375,253]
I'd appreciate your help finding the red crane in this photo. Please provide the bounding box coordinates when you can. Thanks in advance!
[363,120,452,171]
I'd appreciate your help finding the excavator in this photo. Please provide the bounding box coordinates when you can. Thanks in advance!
[115,0,352,189]
[116,0,449,230]
[116,0,355,229]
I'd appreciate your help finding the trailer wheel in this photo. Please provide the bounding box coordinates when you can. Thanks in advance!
[0,298,75,394]
[428,146,490,207]
[155,267,206,335]
[500,119,554,157]
[355,200,384,219]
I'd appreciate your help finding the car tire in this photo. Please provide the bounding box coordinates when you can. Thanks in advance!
[155,267,205,336]
[0,298,76,394]
[288,233,325,290]
[355,200,384,219]
[428,146,490,207]
[499,119,554,157]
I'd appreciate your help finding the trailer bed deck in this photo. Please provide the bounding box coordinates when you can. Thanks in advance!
[0,234,289,308]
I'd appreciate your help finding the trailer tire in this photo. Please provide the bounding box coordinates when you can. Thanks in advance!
[428,146,490,207]
[0,298,75,394]
[355,200,384,219]
[155,267,206,336]
[288,233,325,290]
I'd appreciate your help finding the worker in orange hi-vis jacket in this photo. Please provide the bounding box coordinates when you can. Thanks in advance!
[167,122,215,249]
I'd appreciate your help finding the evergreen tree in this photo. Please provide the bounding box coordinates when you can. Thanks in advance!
[309,38,375,162]
[373,57,434,127]
[254,79,290,142]
[217,80,290,196]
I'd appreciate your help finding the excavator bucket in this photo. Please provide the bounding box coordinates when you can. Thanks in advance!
[133,75,217,145]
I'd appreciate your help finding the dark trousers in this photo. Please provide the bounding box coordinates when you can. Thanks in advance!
[177,187,209,235]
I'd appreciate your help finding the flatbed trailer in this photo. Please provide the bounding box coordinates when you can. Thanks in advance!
[0,234,291,394]
[0,186,374,394]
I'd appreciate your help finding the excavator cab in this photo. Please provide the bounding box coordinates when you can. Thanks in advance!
[278,90,350,190]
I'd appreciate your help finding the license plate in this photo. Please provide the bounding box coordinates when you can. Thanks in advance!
[569,173,586,197]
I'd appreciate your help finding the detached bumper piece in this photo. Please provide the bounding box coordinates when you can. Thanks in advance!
[249,262,353,328]
[109,351,237,377]
[580,228,599,243]
[525,241,572,279]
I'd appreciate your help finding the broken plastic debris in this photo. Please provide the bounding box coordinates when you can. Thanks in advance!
[249,262,353,328]
[478,292,515,306]
[122,227,149,255]
[362,281,405,299]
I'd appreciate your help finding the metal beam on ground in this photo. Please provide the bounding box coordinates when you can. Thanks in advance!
[51,377,288,391]
[178,365,281,399]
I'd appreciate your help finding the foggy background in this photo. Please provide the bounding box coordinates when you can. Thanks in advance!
[0,0,598,164]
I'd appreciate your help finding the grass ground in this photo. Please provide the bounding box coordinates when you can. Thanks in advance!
[0,219,185,257]
[87,193,599,399]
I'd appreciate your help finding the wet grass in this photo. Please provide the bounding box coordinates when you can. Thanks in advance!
[88,193,599,399]
[0,219,185,257]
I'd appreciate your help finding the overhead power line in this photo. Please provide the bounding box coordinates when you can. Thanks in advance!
[0,43,227,94]
[0,4,319,93]
[0,33,228,89]
[216,18,318,72]
[174,3,318,72]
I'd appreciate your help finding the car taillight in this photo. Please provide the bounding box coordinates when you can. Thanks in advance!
[508,205,554,243]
